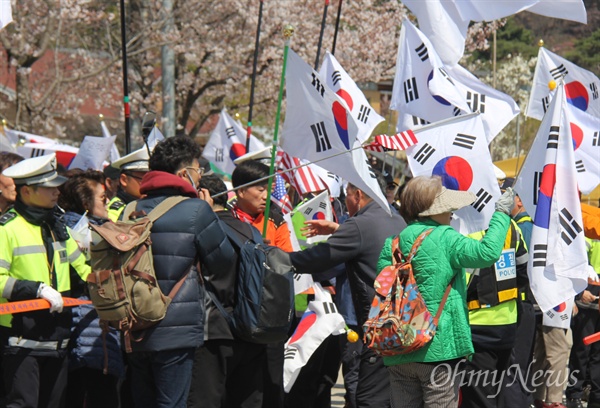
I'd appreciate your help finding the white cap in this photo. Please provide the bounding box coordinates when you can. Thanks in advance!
[493,164,506,180]
[2,153,67,187]
[233,146,273,165]
[111,148,150,172]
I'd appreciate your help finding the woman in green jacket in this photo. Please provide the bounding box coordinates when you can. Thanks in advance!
[377,176,515,408]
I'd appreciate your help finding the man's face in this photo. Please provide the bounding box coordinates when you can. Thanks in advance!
[237,184,268,217]
[511,195,524,217]
[120,171,147,198]
[345,185,360,217]
[0,174,17,204]
[23,185,60,209]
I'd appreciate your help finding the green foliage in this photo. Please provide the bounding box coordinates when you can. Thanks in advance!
[565,28,600,72]
[471,17,538,61]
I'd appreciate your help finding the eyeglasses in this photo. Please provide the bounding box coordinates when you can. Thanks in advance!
[185,167,204,177]
[125,173,144,182]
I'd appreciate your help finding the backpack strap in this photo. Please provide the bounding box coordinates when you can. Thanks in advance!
[433,276,456,325]
[404,228,435,263]
[221,222,263,249]
[122,196,189,222]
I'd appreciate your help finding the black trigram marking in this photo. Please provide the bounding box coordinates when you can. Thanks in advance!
[453,133,476,150]
[533,171,542,205]
[549,64,568,80]
[318,202,327,210]
[331,70,342,87]
[293,273,302,281]
[311,122,332,153]
[327,172,340,183]
[322,302,337,314]
[411,116,429,126]
[225,126,236,139]
[576,159,586,173]
[591,82,599,100]
[215,148,224,162]
[532,244,547,268]
[311,73,325,97]
[559,208,582,245]
[30,148,46,157]
[546,310,555,319]
[560,314,569,321]
[438,68,455,86]
[593,131,600,147]
[364,160,377,179]
[284,348,297,360]
[542,96,551,114]
[358,105,371,124]
[453,106,462,116]
[413,143,435,165]
[403,77,419,103]
[547,126,560,149]
[304,207,313,215]
[472,188,492,212]
[415,42,429,62]
[467,92,486,113]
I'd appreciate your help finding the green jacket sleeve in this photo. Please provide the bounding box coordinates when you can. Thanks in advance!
[448,211,511,269]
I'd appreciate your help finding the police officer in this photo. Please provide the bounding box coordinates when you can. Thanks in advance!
[0,153,90,408]
[106,147,150,222]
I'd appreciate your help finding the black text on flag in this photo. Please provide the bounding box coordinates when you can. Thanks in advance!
[357,105,371,124]
[225,126,236,139]
[549,64,568,80]
[547,126,560,149]
[575,160,586,173]
[453,133,477,150]
[559,208,582,245]
[311,73,325,97]
[591,82,599,100]
[472,188,492,212]
[413,143,435,165]
[403,77,419,103]
[322,302,337,314]
[331,70,342,87]
[533,171,542,205]
[415,42,429,62]
[467,92,486,113]
[215,148,224,162]
[532,244,547,268]
[311,122,332,153]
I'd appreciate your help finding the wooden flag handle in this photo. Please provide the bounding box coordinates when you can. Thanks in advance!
[0,298,92,315]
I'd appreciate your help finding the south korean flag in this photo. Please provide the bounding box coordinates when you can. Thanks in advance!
[566,104,600,195]
[406,113,500,234]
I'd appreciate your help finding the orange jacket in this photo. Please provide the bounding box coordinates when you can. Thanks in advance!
[582,203,600,240]
[251,212,293,252]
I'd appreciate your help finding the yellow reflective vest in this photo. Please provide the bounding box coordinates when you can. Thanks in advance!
[107,196,126,222]
[0,210,89,330]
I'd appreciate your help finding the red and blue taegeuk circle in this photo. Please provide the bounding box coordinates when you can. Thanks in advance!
[431,156,473,191]
[565,81,589,111]
[230,143,247,162]
[288,311,317,345]
[336,89,354,111]
[533,164,556,230]
[312,212,326,220]
[553,302,566,313]
[332,101,351,149]
[570,122,584,151]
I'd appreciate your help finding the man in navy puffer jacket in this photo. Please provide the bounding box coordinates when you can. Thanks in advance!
[124,136,234,408]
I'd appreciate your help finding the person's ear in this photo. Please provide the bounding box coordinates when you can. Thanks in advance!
[119,173,128,188]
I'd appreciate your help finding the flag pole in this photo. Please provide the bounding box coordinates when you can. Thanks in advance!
[119,0,132,154]
[331,0,343,56]
[314,0,330,69]
[245,0,265,152]
[262,24,294,239]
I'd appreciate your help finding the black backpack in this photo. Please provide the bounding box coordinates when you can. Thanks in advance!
[205,223,295,344]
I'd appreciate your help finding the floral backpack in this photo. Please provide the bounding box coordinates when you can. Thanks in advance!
[363,229,453,356]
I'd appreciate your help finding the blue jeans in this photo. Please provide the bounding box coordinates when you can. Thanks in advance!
[127,348,195,408]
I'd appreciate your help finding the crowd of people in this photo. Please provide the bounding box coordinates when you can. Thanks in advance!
[0,137,599,408]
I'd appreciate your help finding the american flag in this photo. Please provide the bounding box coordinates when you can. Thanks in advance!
[276,150,328,195]
[363,130,418,152]
[271,174,294,214]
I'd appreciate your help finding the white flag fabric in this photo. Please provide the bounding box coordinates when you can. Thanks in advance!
[406,113,500,234]
[281,49,390,215]
[542,298,575,329]
[567,105,600,195]
[17,142,79,169]
[0,131,16,153]
[146,127,165,152]
[283,283,346,392]
[290,191,333,249]
[308,165,343,198]
[101,121,121,162]
[401,0,468,66]
[319,52,385,143]
[203,110,265,175]
[526,0,587,24]
[0,0,12,30]
[391,20,518,142]
[6,129,56,145]
[514,84,588,313]
[69,136,117,171]
[527,48,600,121]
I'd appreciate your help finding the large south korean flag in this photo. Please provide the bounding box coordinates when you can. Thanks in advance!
[406,113,500,234]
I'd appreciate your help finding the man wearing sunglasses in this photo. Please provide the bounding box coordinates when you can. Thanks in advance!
[106,148,150,222]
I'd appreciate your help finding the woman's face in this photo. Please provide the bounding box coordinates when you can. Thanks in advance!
[90,182,108,219]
